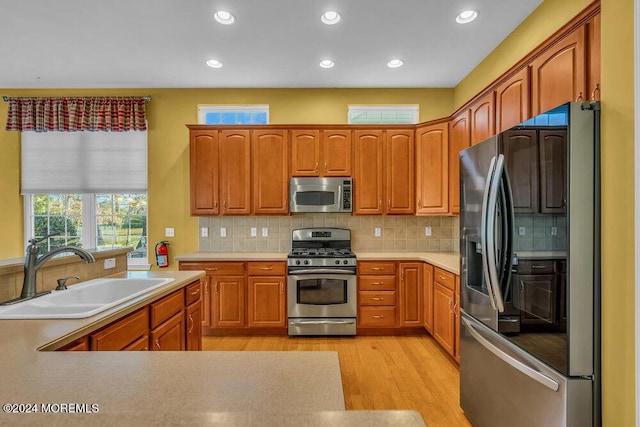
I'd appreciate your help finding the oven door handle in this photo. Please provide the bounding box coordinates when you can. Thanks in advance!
[289,319,356,325]
[288,268,356,275]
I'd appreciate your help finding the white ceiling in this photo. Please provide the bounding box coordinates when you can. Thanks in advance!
[0,0,543,89]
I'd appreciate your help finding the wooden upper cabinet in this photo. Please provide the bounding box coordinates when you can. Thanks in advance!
[219,130,251,215]
[291,130,321,176]
[531,26,586,115]
[386,130,415,214]
[539,129,567,213]
[495,67,531,133]
[500,129,539,214]
[587,13,601,101]
[354,130,384,214]
[189,130,219,215]
[251,129,289,215]
[449,111,471,214]
[322,130,352,176]
[470,92,495,146]
[415,123,449,215]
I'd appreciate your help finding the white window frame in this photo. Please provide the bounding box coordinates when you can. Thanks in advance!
[197,104,270,125]
[24,193,149,270]
[347,105,419,124]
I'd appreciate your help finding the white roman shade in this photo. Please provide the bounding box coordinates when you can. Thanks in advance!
[21,130,148,194]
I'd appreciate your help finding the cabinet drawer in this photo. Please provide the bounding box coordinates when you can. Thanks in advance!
[123,335,149,351]
[359,307,397,327]
[359,291,396,306]
[90,307,149,351]
[358,261,396,275]
[434,267,455,290]
[185,281,202,306]
[150,289,184,329]
[180,261,245,276]
[247,261,286,276]
[359,276,396,291]
[518,260,554,275]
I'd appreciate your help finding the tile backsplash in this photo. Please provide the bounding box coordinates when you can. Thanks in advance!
[514,214,567,251]
[199,214,460,253]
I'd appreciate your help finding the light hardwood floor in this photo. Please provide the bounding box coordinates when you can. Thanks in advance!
[203,335,473,427]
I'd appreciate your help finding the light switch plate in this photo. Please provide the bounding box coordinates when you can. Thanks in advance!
[104,258,116,269]
[165,227,175,237]
[425,226,432,236]
[220,227,226,237]
[200,227,208,238]
[374,227,381,237]
[251,227,257,237]
[262,227,268,237]
[518,226,526,236]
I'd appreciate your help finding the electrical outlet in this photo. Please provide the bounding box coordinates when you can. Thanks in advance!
[551,226,558,236]
[250,227,257,237]
[103,258,116,269]
[425,226,432,236]
[200,227,208,238]
[262,227,268,237]
[165,227,175,237]
[518,226,526,236]
[374,227,381,237]
[220,227,226,237]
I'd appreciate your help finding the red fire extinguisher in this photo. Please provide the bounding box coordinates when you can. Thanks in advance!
[155,241,169,268]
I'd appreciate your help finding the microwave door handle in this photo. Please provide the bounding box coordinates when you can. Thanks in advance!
[481,155,498,311]
[486,154,506,312]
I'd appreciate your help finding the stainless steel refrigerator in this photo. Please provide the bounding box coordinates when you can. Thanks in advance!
[459,102,600,427]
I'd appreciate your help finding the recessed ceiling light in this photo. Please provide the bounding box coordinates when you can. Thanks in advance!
[206,59,223,68]
[319,59,335,69]
[387,59,404,68]
[321,11,341,25]
[456,10,478,24]
[214,10,235,25]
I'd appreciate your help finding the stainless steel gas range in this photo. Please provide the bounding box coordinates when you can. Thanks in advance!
[287,228,357,336]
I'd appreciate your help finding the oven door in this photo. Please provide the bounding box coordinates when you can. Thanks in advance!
[287,273,356,318]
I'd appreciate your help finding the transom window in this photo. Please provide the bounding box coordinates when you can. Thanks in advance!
[197,105,269,125]
[348,105,419,124]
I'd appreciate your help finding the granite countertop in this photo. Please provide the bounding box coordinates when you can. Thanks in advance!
[177,251,460,275]
[0,270,425,426]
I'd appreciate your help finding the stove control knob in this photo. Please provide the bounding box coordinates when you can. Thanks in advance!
[295,260,301,265]
[343,260,349,265]
[304,260,309,265]
[335,260,340,265]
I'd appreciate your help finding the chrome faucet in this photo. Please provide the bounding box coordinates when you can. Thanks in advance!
[17,233,95,302]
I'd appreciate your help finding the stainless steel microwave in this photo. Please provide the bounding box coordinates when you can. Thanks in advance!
[289,177,352,213]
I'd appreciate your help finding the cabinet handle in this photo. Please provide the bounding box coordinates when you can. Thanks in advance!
[591,83,600,101]
[379,199,382,209]
[281,282,284,295]
[371,297,384,301]
[372,315,384,319]
[453,302,459,318]
[206,267,218,271]
[259,266,273,271]
[438,275,446,280]
[388,199,391,210]
[417,198,421,208]
[204,282,209,293]
[531,265,547,269]
[448,300,453,314]
[155,339,161,350]
[223,200,227,209]
[575,91,584,102]
[324,161,328,172]
[372,281,384,285]
[214,200,218,209]
[190,289,200,296]
[188,314,194,334]
[215,283,219,293]
[371,267,383,271]
[315,162,319,172]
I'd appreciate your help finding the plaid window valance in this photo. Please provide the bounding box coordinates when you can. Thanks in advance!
[5,96,148,132]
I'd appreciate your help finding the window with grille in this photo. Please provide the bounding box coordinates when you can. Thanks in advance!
[348,105,419,124]
[197,105,269,125]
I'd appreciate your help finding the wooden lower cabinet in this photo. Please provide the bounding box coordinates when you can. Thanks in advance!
[247,276,286,327]
[423,264,434,334]
[433,282,455,356]
[213,276,246,328]
[399,263,422,327]
[56,336,89,351]
[151,312,185,351]
[358,261,397,329]
[454,276,461,363]
[90,307,150,351]
[359,306,397,328]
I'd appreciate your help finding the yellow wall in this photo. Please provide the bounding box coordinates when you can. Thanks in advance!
[0,88,453,260]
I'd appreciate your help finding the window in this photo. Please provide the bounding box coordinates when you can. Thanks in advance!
[25,193,148,268]
[197,105,269,124]
[348,105,419,124]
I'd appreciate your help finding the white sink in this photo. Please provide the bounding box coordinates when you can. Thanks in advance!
[0,277,175,319]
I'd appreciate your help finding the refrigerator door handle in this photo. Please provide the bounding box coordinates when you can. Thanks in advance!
[486,155,506,312]
[481,156,498,311]
[500,155,516,301]
[462,316,560,392]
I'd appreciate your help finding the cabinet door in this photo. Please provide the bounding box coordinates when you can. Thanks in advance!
[322,130,352,176]
[423,264,434,333]
[495,67,531,133]
[201,276,211,326]
[518,274,557,325]
[213,276,246,328]
[186,301,202,351]
[454,276,461,363]
[252,129,289,214]
[219,130,251,214]
[416,123,449,214]
[291,130,321,176]
[539,129,567,213]
[386,130,415,214]
[449,111,471,214]
[470,92,495,146]
[399,263,422,327]
[587,14,601,101]
[247,276,286,328]
[531,27,586,115]
[151,312,186,351]
[56,337,89,351]
[433,283,455,357]
[189,130,219,215]
[500,130,539,214]
[90,307,149,351]
[354,130,384,214]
